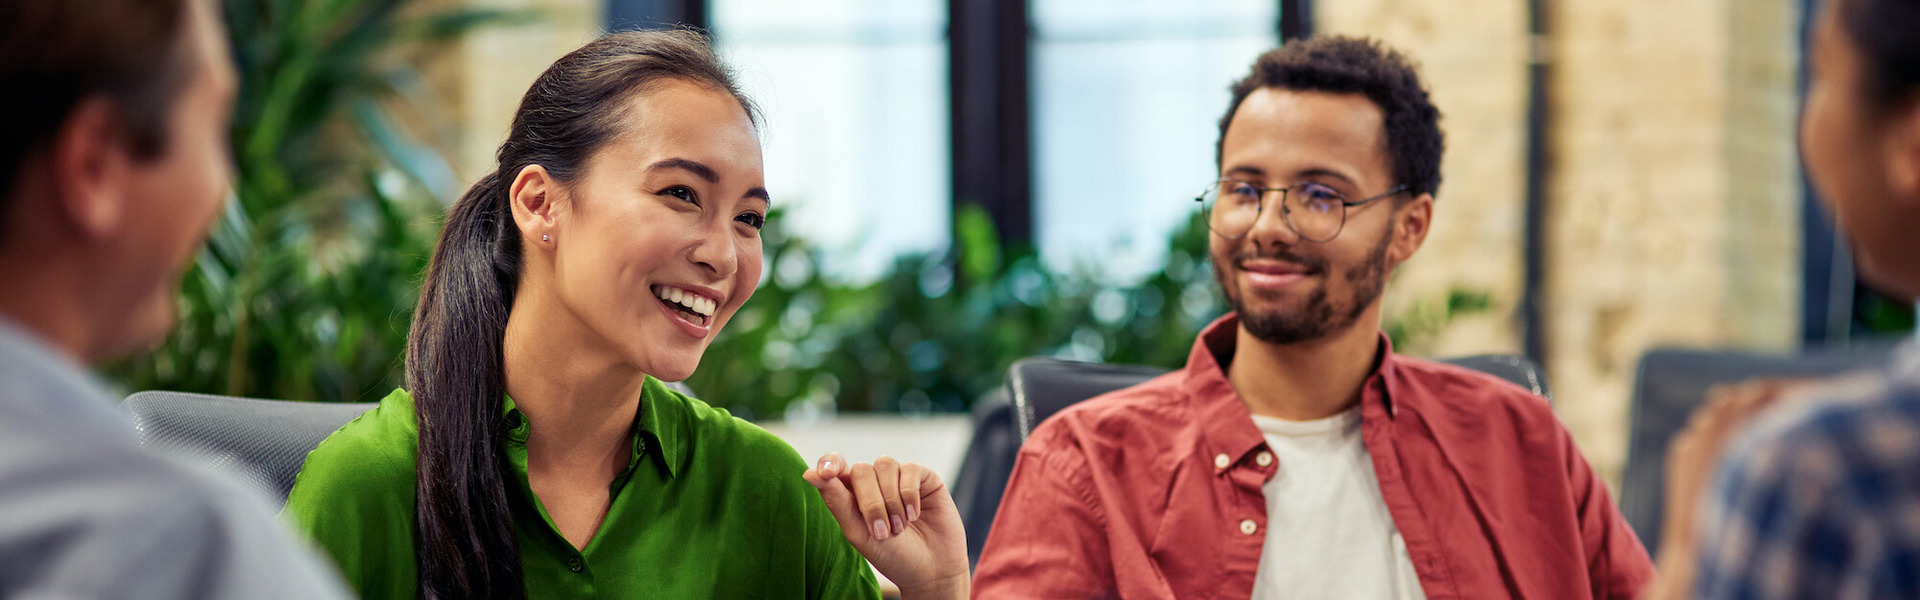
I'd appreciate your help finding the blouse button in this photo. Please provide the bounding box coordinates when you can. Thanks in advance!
[566,556,584,573]
[1256,451,1274,467]
[1214,453,1230,469]
[1239,519,1258,535]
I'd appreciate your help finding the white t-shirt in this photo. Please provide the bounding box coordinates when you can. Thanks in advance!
[1249,407,1426,600]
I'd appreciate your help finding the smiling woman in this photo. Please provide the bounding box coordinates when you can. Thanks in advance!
[279,29,966,600]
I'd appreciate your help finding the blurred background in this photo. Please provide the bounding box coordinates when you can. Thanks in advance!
[108,0,1916,490]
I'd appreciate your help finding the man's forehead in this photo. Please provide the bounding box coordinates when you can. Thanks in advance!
[1221,87,1390,178]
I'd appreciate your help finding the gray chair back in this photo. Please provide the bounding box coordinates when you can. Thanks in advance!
[953,353,1549,565]
[124,391,378,505]
[124,382,696,507]
[1620,345,1895,556]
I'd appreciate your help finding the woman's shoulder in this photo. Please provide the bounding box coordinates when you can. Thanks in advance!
[287,388,420,505]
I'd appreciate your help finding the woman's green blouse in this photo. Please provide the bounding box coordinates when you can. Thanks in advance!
[282,379,881,599]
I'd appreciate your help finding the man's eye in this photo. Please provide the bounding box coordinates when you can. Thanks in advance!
[1298,182,1343,203]
[660,185,698,205]
[1229,183,1263,204]
[736,211,766,230]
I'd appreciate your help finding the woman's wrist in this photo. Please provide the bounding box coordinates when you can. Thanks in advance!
[897,573,969,600]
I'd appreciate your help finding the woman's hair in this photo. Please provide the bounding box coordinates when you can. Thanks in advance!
[1839,0,1920,111]
[407,29,754,599]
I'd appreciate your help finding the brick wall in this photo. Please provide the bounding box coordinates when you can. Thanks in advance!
[1322,0,1804,483]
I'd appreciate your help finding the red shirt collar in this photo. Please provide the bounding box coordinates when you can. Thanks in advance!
[1180,313,1401,475]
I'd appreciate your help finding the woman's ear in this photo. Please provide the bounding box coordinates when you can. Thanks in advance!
[508,164,561,248]
[1388,193,1434,263]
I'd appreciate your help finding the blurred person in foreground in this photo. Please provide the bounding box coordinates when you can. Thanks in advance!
[280,29,969,599]
[1646,0,1920,598]
[0,0,349,597]
[971,36,1652,599]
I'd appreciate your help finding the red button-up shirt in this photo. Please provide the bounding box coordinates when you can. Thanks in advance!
[972,315,1653,599]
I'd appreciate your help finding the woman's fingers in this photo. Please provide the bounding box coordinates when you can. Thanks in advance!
[873,456,906,534]
[808,454,950,542]
[846,461,891,541]
[899,462,923,523]
[804,452,847,487]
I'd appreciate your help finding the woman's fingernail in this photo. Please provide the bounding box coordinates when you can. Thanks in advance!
[907,505,919,522]
[890,515,904,534]
[871,519,888,540]
[818,457,834,472]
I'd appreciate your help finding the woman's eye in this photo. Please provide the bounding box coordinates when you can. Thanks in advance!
[660,185,698,205]
[736,211,766,230]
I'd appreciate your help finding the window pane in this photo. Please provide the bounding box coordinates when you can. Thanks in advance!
[1033,0,1277,280]
[713,0,951,281]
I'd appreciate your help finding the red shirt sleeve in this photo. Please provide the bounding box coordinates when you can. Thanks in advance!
[971,434,1122,600]
[1562,424,1656,600]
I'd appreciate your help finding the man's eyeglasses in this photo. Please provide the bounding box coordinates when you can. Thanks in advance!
[1194,178,1408,242]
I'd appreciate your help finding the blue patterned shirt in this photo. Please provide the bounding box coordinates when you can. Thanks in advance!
[1694,339,1920,600]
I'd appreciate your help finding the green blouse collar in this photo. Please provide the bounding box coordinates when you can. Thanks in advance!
[497,376,682,481]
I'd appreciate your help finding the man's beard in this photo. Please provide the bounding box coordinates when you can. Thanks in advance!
[1215,228,1393,345]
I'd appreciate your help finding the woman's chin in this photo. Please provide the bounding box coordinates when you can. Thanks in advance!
[638,357,701,384]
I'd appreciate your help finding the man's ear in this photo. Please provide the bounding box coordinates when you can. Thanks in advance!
[1388,193,1433,263]
[1886,96,1920,207]
[50,97,135,240]
[508,163,561,248]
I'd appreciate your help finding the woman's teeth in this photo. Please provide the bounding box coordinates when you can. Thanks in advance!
[651,285,717,325]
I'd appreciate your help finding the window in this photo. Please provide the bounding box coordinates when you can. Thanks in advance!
[711,0,952,280]
[1031,0,1279,279]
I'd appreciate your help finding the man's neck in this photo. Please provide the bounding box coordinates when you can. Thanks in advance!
[0,257,105,364]
[1226,308,1385,422]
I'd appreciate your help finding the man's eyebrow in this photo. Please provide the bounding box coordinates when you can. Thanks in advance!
[648,158,719,183]
[1223,166,1267,180]
[1294,167,1359,187]
[1223,165,1358,187]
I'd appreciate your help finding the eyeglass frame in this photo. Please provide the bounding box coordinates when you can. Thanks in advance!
[1193,178,1410,243]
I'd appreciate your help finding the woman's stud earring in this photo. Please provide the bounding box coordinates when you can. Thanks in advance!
[542,234,549,242]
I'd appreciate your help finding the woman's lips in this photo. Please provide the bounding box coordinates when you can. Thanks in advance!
[654,294,712,338]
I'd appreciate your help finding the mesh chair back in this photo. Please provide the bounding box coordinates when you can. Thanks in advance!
[124,382,698,507]
[124,391,378,505]
[953,352,1548,565]
[1620,345,1893,556]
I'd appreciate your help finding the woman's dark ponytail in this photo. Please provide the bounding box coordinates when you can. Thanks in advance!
[404,29,754,599]
[409,170,522,599]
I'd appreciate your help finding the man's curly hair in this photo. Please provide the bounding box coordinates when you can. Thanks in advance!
[1216,36,1445,199]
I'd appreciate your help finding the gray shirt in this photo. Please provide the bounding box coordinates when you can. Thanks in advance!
[0,318,351,599]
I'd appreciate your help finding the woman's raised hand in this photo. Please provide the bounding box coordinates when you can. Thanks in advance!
[805,452,969,600]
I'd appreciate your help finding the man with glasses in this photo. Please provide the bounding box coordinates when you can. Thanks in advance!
[971,37,1653,599]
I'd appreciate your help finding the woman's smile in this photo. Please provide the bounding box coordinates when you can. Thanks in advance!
[650,283,722,336]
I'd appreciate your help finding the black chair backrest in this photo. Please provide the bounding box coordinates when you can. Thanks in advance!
[1619,345,1894,556]
[953,352,1549,565]
[123,391,377,505]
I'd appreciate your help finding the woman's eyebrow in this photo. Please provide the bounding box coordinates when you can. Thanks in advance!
[649,157,766,203]
[649,158,719,183]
